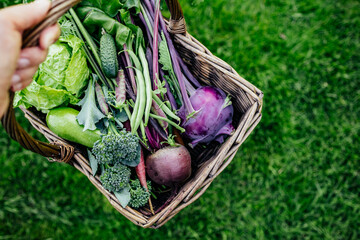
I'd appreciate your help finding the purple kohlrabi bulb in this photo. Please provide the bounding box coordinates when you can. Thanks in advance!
[178,86,235,147]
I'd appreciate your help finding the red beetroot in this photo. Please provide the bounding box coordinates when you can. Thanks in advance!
[146,145,191,187]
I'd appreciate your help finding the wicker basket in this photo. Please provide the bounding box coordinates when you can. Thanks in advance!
[1,0,263,228]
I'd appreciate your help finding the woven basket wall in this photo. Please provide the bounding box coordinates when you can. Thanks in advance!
[1,0,263,228]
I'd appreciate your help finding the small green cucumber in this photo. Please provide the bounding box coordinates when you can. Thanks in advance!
[46,107,101,148]
[100,29,119,78]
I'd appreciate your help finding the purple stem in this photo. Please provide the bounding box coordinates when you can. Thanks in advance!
[139,12,154,50]
[178,55,202,88]
[146,47,154,87]
[122,44,137,94]
[143,0,155,16]
[149,117,168,140]
[183,74,196,96]
[158,14,194,115]
[152,0,161,90]
[142,1,155,23]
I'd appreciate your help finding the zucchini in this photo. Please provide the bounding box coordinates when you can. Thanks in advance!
[46,107,101,148]
[100,29,119,78]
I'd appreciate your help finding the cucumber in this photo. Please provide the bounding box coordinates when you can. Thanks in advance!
[100,29,119,78]
[46,107,101,148]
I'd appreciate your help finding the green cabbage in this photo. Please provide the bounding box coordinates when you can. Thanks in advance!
[14,35,89,112]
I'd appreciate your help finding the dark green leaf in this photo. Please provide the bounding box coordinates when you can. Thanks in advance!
[76,6,131,49]
[78,0,122,17]
[121,0,140,14]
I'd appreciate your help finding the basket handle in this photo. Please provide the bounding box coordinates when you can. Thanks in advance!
[165,0,187,34]
[1,0,81,162]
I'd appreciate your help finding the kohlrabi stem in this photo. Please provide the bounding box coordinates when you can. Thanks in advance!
[183,74,196,96]
[143,0,155,20]
[160,29,194,114]
[178,55,201,88]
[157,9,195,115]
[139,5,154,37]
[152,0,161,90]
[138,12,153,50]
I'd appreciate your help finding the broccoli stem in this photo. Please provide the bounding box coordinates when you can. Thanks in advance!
[108,121,119,136]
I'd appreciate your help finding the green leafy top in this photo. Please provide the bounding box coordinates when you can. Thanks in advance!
[78,0,122,17]
[77,74,106,131]
[76,6,131,49]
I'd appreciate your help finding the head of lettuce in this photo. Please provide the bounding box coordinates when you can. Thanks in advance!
[14,35,90,112]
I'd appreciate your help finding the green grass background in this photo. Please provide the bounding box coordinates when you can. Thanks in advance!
[1,0,360,239]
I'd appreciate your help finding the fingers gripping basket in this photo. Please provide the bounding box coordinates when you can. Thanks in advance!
[1,0,263,228]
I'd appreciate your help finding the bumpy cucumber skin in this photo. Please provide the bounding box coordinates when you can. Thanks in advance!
[46,107,101,148]
[100,32,119,78]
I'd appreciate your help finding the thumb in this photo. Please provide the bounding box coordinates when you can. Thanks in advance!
[1,0,51,31]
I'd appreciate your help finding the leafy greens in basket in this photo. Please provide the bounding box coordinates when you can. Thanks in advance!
[14,35,89,112]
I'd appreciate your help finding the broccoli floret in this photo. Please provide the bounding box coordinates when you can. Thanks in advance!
[100,164,131,193]
[92,122,140,167]
[129,179,152,208]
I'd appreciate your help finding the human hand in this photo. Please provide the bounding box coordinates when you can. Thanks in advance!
[0,0,60,118]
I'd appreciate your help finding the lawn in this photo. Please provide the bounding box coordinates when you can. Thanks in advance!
[1,0,360,239]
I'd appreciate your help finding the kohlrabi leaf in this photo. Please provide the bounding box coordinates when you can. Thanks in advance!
[114,187,131,208]
[76,6,131,48]
[77,75,106,131]
[78,0,122,17]
[159,32,174,73]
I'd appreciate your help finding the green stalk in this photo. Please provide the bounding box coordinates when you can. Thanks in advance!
[138,46,152,127]
[152,92,180,121]
[69,9,101,66]
[69,9,114,90]
[140,4,154,37]
[149,113,185,133]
